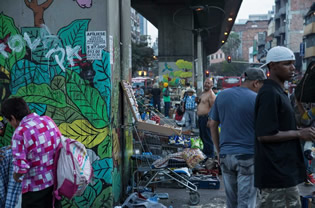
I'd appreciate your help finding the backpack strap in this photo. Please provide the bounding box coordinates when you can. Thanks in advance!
[53,141,63,207]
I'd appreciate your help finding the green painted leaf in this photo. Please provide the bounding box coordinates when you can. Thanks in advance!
[97,136,111,159]
[66,70,109,128]
[92,187,113,208]
[14,83,67,108]
[92,51,111,117]
[0,13,25,70]
[58,19,90,54]
[58,120,109,148]
[45,105,83,125]
[112,167,121,203]
[61,197,78,208]
[10,59,64,95]
[92,158,113,183]
[50,75,66,93]
[21,27,63,66]
[0,124,13,148]
[74,178,104,208]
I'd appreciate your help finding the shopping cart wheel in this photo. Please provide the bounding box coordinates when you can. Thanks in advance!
[189,191,200,205]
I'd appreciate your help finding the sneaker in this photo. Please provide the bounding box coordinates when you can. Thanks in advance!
[306,173,315,185]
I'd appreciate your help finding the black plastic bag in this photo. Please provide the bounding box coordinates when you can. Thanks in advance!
[295,61,315,102]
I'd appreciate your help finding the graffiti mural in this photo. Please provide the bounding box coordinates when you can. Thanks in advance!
[160,59,193,86]
[0,12,114,207]
[74,0,92,8]
[24,0,54,27]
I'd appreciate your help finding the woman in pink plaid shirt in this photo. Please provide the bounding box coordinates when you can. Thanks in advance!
[1,97,62,208]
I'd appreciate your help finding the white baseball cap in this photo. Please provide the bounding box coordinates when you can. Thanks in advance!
[260,46,295,68]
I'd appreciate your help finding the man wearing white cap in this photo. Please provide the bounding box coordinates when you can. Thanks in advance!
[255,46,315,207]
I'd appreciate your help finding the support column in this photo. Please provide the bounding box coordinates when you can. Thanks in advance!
[196,32,203,94]
[157,5,194,85]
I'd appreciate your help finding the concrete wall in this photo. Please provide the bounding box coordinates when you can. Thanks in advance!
[0,0,132,206]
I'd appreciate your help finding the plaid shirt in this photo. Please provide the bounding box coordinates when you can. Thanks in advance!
[183,95,196,110]
[0,147,22,208]
[11,113,61,194]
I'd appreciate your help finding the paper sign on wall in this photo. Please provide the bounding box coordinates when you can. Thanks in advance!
[86,31,106,60]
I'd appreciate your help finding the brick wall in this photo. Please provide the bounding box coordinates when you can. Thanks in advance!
[233,20,268,61]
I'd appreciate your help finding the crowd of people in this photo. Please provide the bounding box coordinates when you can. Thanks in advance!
[1,46,315,207]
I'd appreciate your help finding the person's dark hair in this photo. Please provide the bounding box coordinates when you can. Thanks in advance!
[1,97,31,121]
[136,85,139,88]
[185,83,190,87]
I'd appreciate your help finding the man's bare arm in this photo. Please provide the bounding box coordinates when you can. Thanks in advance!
[208,90,216,107]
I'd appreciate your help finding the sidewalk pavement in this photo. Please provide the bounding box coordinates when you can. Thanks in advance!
[154,176,315,208]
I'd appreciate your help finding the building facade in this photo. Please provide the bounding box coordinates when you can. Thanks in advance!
[273,0,313,70]
[233,20,269,62]
[208,49,226,64]
[303,3,315,68]
[131,7,141,43]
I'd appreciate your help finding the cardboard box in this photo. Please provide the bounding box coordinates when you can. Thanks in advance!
[136,121,182,136]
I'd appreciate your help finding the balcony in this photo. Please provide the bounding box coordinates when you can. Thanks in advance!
[304,22,315,36]
[305,46,315,58]
[275,6,286,19]
[274,26,285,37]
[279,26,286,34]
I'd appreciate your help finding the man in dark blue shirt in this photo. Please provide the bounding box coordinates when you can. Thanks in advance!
[210,68,266,208]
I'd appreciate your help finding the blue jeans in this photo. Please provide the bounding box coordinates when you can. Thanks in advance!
[184,109,196,130]
[220,154,257,208]
[164,102,170,117]
[153,99,161,112]
[198,115,214,158]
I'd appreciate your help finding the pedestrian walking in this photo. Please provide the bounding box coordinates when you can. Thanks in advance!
[182,88,197,131]
[210,68,266,208]
[196,78,216,158]
[254,46,315,208]
[162,83,171,118]
[135,85,144,97]
[150,83,162,112]
[1,97,62,208]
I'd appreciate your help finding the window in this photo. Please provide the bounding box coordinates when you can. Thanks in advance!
[216,54,218,59]
[305,34,315,48]
[305,13,315,25]
[220,53,223,58]
[211,55,214,60]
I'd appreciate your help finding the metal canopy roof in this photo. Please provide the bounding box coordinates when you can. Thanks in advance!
[131,0,242,54]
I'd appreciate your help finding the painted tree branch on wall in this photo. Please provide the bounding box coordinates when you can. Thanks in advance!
[24,0,54,27]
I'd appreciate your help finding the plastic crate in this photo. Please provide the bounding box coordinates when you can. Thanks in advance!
[190,175,220,189]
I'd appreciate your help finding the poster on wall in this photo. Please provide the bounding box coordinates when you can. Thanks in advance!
[86,31,106,60]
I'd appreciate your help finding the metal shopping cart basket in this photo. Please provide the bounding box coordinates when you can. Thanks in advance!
[131,127,201,205]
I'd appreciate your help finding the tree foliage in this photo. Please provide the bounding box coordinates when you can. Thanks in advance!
[221,32,241,60]
[132,41,154,76]
[209,61,248,76]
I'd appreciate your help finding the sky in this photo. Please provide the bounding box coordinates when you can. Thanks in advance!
[147,0,275,44]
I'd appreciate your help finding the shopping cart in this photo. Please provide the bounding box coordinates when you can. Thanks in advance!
[131,127,201,205]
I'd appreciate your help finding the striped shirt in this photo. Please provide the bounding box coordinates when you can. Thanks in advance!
[11,113,61,193]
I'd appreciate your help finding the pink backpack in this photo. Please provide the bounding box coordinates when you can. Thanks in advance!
[53,136,93,200]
